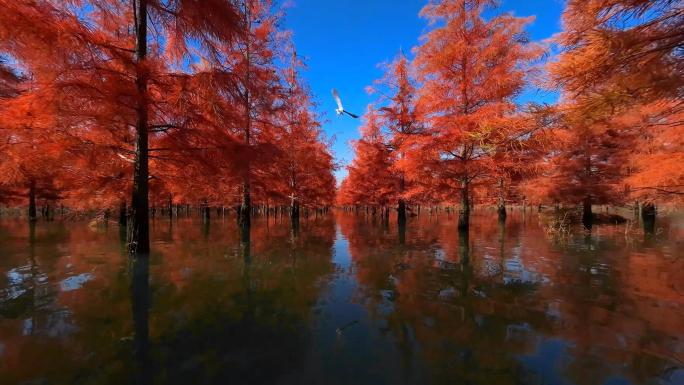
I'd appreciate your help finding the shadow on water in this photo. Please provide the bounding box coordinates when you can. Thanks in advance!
[0,211,682,384]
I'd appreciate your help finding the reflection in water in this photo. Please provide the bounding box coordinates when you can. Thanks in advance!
[0,211,682,384]
[398,219,406,246]
[131,255,151,385]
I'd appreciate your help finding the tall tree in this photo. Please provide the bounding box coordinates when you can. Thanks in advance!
[551,0,684,225]
[411,0,541,231]
[338,107,396,213]
[370,52,422,224]
[0,0,241,253]
[274,51,335,222]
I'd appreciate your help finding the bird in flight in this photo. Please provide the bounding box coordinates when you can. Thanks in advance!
[332,89,359,118]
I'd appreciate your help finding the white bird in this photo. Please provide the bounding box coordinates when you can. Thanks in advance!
[332,89,359,119]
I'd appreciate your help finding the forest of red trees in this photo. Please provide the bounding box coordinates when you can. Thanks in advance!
[1,0,682,254]
[338,0,683,231]
[0,0,336,253]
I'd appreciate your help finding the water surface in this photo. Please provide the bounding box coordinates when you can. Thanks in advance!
[0,210,683,385]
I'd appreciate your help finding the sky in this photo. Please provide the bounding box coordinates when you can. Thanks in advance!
[282,0,565,183]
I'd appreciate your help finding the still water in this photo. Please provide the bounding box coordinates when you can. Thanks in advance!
[0,210,683,385]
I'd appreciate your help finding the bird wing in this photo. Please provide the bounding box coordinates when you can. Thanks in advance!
[332,88,344,110]
[344,110,360,119]
[117,153,135,163]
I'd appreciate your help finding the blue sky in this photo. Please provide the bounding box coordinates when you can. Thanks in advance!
[282,0,565,183]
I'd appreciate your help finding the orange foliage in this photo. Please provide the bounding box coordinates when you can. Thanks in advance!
[0,0,335,222]
[340,0,682,220]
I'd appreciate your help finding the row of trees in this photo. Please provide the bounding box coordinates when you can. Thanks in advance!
[0,0,336,253]
[338,0,683,231]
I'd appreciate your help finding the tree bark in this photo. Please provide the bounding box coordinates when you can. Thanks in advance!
[167,194,173,219]
[128,0,150,255]
[290,197,299,223]
[202,201,210,223]
[28,179,37,221]
[119,201,128,227]
[239,181,251,227]
[397,174,406,225]
[458,178,470,231]
[641,202,656,234]
[582,196,593,230]
[397,199,406,224]
[497,178,507,222]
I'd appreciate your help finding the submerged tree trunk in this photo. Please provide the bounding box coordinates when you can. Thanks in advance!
[291,197,300,224]
[633,200,639,220]
[398,218,406,246]
[458,178,470,231]
[202,201,210,223]
[398,174,406,225]
[397,199,406,225]
[497,178,506,222]
[641,202,656,234]
[119,201,128,227]
[582,196,593,230]
[128,0,150,255]
[239,180,251,227]
[28,179,37,221]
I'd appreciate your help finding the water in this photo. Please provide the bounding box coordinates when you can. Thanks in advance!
[0,210,683,385]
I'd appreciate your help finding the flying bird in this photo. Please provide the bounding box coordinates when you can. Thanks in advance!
[332,89,359,119]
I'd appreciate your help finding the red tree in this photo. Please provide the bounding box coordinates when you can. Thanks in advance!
[410,0,542,230]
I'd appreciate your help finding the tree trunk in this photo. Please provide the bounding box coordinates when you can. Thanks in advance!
[582,196,593,229]
[397,173,407,224]
[458,179,470,231]
[497,178,506,222]
[291,197,300,223]
[397,199,406,224]
[202,202,210,223]
[119,201,128,227]
[239,4,253,231]
[641,202,656,234]
[239,181,251,227]
[28,179,37,221]
[128,0,150,255]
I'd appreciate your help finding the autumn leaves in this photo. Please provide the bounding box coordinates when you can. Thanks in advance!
[340,0,543,230]
[0,0,681,252]
[339,0,683,232]
[0,1,336,253]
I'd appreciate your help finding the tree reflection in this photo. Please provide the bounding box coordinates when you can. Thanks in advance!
[339,211,684,385]
[138,216,336,384]
[130,255,151,385]
[0,213,682,384]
